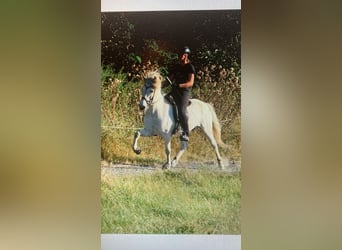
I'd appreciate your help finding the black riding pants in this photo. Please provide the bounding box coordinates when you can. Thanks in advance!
[172,90,190,136]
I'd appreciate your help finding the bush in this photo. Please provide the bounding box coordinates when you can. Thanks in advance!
[193,63,240,127]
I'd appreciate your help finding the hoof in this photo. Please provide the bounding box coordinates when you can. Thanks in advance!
[134,148,141,154]
[162,163,171,170]
[218,159,226,170]
[171,158,178,168]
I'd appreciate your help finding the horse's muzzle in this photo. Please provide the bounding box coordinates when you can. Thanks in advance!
[139,99,146,110]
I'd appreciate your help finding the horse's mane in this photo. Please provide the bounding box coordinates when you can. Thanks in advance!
[145,70,161,79]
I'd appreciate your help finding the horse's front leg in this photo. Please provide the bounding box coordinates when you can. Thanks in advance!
[132,128,152,154]
[162,136,172,170]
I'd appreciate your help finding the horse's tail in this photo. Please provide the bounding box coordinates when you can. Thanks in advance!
[208,103,228,148]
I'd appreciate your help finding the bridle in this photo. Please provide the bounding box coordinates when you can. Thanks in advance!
[142,95,153,105]
[141,85,155,106]
[141,75,163,107]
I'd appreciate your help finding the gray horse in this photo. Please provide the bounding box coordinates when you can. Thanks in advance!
[132,70,227,169]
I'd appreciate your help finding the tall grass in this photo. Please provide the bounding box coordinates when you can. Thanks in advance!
[101,170,241,234]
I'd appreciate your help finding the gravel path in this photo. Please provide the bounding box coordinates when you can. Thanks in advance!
[101,159,241,176]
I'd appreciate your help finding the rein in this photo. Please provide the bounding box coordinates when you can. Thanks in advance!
[143,87,163,106]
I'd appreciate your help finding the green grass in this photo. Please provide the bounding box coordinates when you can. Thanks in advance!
[101,169,240,234]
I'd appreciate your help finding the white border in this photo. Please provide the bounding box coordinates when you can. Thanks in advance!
[102,234,241,250]
[101,0,241,12]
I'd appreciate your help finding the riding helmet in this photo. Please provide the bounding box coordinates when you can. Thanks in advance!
[183,46,191,55]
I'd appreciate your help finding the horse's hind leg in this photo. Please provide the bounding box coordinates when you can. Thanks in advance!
[171,141,188,167]
[201,125,224,169]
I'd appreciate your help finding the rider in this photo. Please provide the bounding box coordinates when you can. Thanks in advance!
[167,46,195,142]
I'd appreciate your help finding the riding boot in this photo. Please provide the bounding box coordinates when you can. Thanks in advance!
[179,104,190,141]
[173,105,181,134]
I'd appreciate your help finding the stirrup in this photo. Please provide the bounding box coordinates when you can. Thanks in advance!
[180,133,189,142]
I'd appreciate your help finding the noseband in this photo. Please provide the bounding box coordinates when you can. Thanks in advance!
[142,95,153,105]
[141,86,155,106]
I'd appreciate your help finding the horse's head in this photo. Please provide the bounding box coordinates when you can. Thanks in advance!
[144,70,162,89]
[139,84,155,110]
[139,70,163,110]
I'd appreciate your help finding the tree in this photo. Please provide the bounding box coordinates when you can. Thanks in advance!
[101,13,137,71]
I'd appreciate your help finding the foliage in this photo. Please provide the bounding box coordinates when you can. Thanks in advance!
[101,11,241,79]
[125,39,178,82]
[193,64,241,126]
[190,10,240,72]
[101,65,125,127]
[101,13,138,70]
[193,34,241,75]
[141,39,178,75]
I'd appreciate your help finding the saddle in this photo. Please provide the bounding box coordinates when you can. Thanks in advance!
[164,94,191,134]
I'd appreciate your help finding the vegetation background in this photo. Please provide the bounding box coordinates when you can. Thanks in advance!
[101,10,241,234]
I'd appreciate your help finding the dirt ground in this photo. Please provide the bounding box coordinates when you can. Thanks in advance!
[101,159,241,176]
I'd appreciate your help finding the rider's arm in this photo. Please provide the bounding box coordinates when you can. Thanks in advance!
[178,73,194,88]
